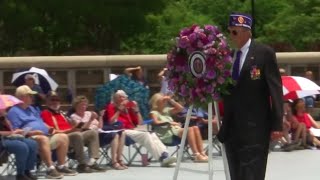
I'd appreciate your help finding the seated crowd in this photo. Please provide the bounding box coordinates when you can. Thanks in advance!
[1,68,320,180]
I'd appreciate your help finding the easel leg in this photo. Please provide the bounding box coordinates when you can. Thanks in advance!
[173,105,193,180]
[213,101,231,180]
[208,102,214,180]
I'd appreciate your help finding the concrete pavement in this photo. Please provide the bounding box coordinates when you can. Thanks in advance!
[1,149,319,180]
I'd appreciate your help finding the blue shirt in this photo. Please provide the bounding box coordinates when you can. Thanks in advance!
[7,105,49,135]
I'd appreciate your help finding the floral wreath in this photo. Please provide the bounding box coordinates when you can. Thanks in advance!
[167,24,233,108]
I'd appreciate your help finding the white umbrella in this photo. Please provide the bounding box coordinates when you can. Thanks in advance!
[11,67,58,93]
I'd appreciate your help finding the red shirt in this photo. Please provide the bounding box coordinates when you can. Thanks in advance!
[41,109,72,130]
[104,102,139,129]
[295,113,312,129]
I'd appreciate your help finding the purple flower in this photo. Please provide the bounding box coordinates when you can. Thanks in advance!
[224,70,231,77]
[179,36,190,48]
[206,70,216,79]
[206,84,214,93]
[207,34,215,42]
[180,84,188,96]
[204,25,215,32]
[188,33,197,42]
[186,47,196,54]
[180,27,192,36]
[197,41,204,48]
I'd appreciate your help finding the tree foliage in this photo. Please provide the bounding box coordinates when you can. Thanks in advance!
[0,0,319,56]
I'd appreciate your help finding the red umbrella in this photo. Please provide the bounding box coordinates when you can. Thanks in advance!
[282,76,320,100]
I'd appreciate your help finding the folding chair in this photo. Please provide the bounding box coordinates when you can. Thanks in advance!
[152,122,193,161]
[97,144,112,166]
[163,136,193,161]
[122,136,146,166]
[0,150,16,175]
[204,135,222,156]
[121,119,157,166]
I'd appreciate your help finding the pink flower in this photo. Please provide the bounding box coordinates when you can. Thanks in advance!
[217,76,225,84]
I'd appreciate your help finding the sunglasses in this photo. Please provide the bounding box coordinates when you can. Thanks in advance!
[228,29,239,36]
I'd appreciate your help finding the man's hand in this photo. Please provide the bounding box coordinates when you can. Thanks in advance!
[271,131,283,141]
[13,129,24,135]
[28,130,44,136]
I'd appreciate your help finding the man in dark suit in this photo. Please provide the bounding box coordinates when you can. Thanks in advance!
[217,12,283,180]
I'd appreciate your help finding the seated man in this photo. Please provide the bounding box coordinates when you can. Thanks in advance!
[104,90,176,167]
[41,91,106,173]
[7,85,77,179]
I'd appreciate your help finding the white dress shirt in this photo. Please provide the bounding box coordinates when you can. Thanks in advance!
[239,38,251,72]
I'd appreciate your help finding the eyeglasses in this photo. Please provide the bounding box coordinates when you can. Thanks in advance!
[50,98,60,102]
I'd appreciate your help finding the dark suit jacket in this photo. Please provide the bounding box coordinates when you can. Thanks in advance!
[218,40,283,145]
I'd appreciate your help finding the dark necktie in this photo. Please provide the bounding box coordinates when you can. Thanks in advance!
[232,50,242,81]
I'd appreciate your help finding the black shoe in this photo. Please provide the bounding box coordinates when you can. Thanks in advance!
[89,163,107,172]
[16,174,32,180]
[56,166,78,176]
[25,171,37,180]
[76,164,93,173]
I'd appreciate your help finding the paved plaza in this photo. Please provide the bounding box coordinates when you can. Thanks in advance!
[1,148,319,180]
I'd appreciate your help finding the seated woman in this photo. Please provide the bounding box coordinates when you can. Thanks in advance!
[149,93,208,162]
[292,98,320,148]
[69,96,128,170]
[0,110,38,180]
[280,101,307,151]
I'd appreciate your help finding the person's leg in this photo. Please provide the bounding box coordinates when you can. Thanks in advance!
[81,130,100,160]
[20,138,38,171]
[192,126,206,157]
[68,132,93,173]
[3,139,28,176]
[301,124,307,147]
[33,135,54,167]
[51,133,78,176]
[293,123,302,143]
[68,132,86,165]
[109,133,124,170]
[51,133,69,166]
[178,128,198,154]
[110,134,119,164]
[178,128,207,162]
[32,135,64,178]
[125,130,166,160]
[117,131,127,169]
